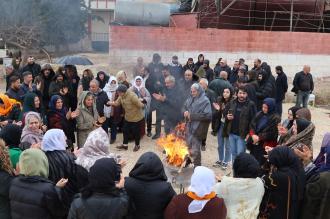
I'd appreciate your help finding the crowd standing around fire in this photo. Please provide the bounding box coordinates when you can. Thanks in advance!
[0,53,328,219]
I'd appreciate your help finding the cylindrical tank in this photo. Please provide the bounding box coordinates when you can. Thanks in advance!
[115,0,179,26]
[199,0,327,32]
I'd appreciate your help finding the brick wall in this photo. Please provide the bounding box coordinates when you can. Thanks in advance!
[109,25,330,77]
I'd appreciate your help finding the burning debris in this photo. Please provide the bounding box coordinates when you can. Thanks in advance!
[156,123,190,168]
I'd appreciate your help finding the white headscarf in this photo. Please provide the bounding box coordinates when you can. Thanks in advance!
[41,129,67,151]
[75,127,117,171]
[132,76,144,91]
[188,166,216,213]
[104,76,118,93]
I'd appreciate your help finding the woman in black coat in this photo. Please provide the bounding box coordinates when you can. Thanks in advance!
[125,152,176,219]
[68,158,129,219]
[9,148,67,219]
[248,98,281,165]
[259,146,305,219]
[41,129,80,214]
[0,139,14,219]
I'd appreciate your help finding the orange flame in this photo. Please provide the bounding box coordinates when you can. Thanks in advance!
[156,123,189,167]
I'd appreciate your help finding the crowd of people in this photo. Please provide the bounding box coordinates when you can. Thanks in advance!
[0,53,328,219]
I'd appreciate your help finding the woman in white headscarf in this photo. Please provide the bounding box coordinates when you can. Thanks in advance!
[103,76,121,144]
[164,166,227,219]
[130,76,151,116]
[42,129,79,211]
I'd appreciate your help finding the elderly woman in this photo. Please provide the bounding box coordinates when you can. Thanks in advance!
[116,70,130,88]
[215,153,264,219]
[183,83,212,166]
[42,129,79,212]
[165,166,227,219]
[9,148,67,219]
[20,112,44,148]
[259,146,305,219]
[76,91,99,147]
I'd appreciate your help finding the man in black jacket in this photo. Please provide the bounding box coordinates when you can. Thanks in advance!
[292,65,314,108]
[202,60,214,82]
[224,86,257,163]
[40,64,55,109]
[275,66,288,117]
[21,56,41,80]
[168,55,184,81]
[214,59,231,78]
[208,71,233,98]
[6,76,24,103]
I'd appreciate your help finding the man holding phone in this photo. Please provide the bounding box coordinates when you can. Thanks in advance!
[223,86,257,161]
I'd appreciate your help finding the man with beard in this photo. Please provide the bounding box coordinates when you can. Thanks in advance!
[275,66,288,117]
[168,55,184,81]
[153,75,183,135]
[183,58,195,73]
[48,72,72,109]
[89,79,111,119]
[6,76,24,103]
[202,60,214,82]
[19,71,41,100]
[214,59,231,78]
[21,56,41,79]
[223,86,257,162]
[180,69,195,102]
[5,64,19,91]
[229,61,240,85]
[40,64,55,109]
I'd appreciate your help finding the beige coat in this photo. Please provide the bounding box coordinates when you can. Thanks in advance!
[114,90,144,122]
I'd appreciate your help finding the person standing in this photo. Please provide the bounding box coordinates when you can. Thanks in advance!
[214,59,231,78]
[111,85,145,152]
[183,83,212,166]
[5,76,24,103]
[292,65,314,108]
[168,55,184,81]
[223,86,257,162]
[96,71,109,89]
[133,57,147,78]
[275,66,288,117]
[39,64,55,109]
[208,71,233,98]
[4,64,19,91]
[21,56,41,79]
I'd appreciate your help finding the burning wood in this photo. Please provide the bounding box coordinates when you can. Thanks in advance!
[156,123,189,167]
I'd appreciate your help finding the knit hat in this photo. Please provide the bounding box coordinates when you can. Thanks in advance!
[116,84,128,93]
[19,148,49,178]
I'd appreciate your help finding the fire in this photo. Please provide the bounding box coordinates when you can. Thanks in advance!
[156,123,189,167]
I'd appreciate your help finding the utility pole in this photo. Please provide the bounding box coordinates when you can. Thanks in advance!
[290,0,294,31]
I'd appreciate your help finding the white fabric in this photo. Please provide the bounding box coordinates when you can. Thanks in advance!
[215,176,265,219]
[188,166,216,213]
[103,76,118,118]
[75,127,117,171]
[132,76,144,91]
[42,129,67,151]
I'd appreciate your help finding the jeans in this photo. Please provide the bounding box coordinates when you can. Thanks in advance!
[275,100,283,118]
[217,123,231,164]
[229,134,246,162]
[296,90,310,108]
[102,117,118,140]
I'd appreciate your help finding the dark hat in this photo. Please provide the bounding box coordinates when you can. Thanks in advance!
[116,84,128,93]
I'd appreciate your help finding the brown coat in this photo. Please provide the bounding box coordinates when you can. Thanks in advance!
[114,91,144,122]
[164,194,227,219]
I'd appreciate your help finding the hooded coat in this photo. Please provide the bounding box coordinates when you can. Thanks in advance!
[20,92,46,126]
[40,64,55,108]
[256,70,276,110]
[125,152,176,219]
[259,146,305,219]
[184,84,212,142]
[20,112,44,146]
[9,148,66,219]
[76,91,99,147]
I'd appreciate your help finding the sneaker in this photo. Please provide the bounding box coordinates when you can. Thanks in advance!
[116,145,128,151]
[201,145,206,151]
[147,132,152,137]
[221,162,228,170]
[110,139,116,144]
[212,161,223,167]
[133,145,140,152]
[152,134,160,140]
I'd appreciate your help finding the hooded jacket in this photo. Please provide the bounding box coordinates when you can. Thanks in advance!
[125,152,176,219]
[40,64,55,105]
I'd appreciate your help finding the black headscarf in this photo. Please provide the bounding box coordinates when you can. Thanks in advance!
[82,158,122,198]
[96,71,110,89]
[233,152,261,178]
[295,118,311,134]
[0,124,22,148]
[129,152,167,181]
[287,106,301,129]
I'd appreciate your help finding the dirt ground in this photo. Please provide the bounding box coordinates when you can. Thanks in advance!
[2,53,330,190]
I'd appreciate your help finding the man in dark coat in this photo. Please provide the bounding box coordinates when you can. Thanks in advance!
[18,71,41,101]
[229,61,240,85]
[40,64,55,109]
[168,55,184,81]
[256,69,276,110]
[64,65,80,111]
[153,75,183,135]
[5,75,24,103]
[208,71,233,98]
[180,69,195,102]
[89,79,110,118]
[21,56,41,79]
[275,66,288,117]
[183,58,195,73]
[214,59,231,78]
[224,86,257,162]
[4,64,19,91]
[292,65,314,108]
[202,60,214,82]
